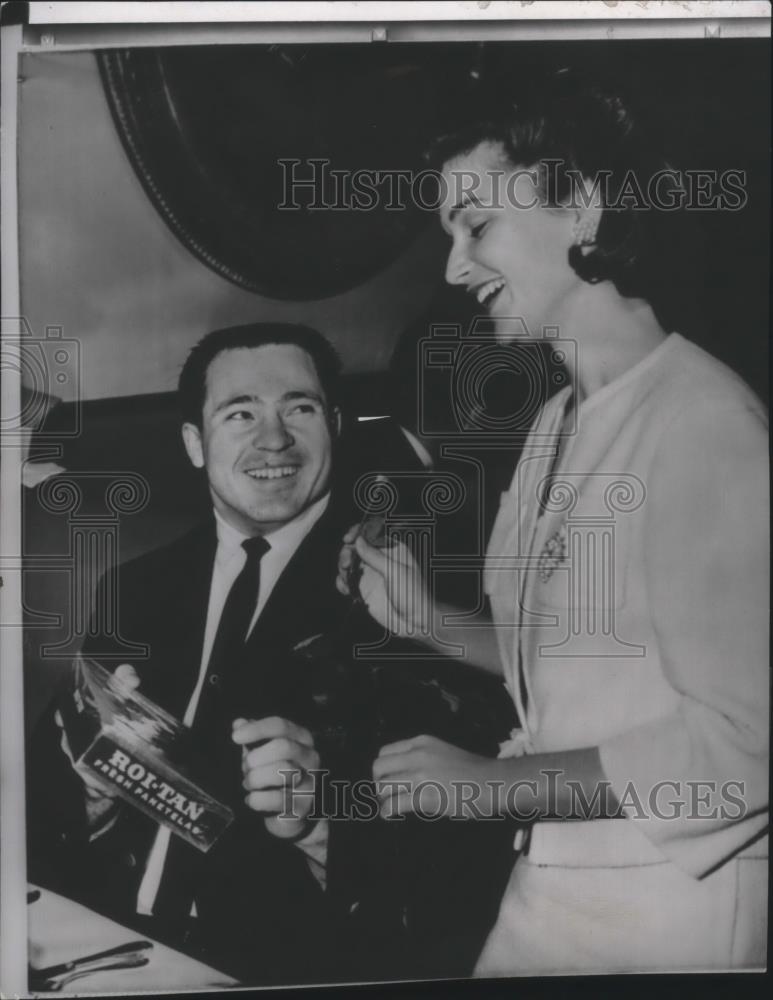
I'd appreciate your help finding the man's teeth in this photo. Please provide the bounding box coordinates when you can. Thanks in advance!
[246,467,297,480]
[476,278,505,305]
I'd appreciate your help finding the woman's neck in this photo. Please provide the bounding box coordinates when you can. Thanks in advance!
[555,282,668,404]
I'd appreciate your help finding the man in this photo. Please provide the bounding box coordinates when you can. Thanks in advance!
[28,323,365,985]
[28,321,517,985]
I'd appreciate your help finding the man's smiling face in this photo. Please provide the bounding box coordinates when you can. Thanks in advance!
[182,343,337,535]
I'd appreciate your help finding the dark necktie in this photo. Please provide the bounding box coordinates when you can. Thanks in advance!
[152,535,270,924]
[198,534,271,718]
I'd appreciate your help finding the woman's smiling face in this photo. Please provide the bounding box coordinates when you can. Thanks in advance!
[439,141,582,340]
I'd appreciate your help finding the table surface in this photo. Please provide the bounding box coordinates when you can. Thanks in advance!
[28,885,237,994]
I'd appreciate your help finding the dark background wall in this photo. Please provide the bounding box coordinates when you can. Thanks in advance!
[18,40,770,406]
[18,51,447,403]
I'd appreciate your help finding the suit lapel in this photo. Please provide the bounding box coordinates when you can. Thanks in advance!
[232,502,349,723]
[249,503,346,652]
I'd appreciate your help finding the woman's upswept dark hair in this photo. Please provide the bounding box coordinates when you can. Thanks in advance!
[426,67,680,299]
[179,322,342,428]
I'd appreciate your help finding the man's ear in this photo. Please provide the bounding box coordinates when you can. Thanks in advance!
[182,422,205,469]
[330,406,342,439]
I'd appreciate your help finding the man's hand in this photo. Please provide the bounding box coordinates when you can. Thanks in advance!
[56,663,140,827]
[373,734,500,820]
[232,716,320,841]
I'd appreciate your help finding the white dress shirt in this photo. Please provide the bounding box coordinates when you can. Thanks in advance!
[136,493,330,915]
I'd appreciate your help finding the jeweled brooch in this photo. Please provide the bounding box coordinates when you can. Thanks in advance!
[537,524,567,582]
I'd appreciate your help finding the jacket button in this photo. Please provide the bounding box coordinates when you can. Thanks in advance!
[124,852,138,869]
[208,674,220,687]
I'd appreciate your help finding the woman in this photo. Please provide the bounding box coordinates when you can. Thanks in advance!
[338,71,768,974]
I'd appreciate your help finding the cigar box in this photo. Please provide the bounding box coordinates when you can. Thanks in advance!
[59,655,233,852]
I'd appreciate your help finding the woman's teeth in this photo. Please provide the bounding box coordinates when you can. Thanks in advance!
[476,278,505,306]
[246,466,297,480]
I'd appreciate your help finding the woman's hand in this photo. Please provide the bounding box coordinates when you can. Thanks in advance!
[372,734,502,820]
[336,525,433,639]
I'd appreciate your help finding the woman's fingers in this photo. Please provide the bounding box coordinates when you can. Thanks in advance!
[336,542,358,595]
[378,735,432,757]
[339,531,430,638]
[338,542,355,571]
[342,523,361,544]
[353,535,391,576]
[373,750,420,782]
[355,535,415,568]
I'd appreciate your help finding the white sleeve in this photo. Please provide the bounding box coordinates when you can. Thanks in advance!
[599,401,769,877]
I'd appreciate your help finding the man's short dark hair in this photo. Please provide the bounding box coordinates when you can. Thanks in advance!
[179,322,342,428]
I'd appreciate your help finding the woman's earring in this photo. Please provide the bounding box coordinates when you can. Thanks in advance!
[572,214,599,247]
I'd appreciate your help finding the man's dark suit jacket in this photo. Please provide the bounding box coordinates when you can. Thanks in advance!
[27,496,363,985]
[28,484,517,985]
